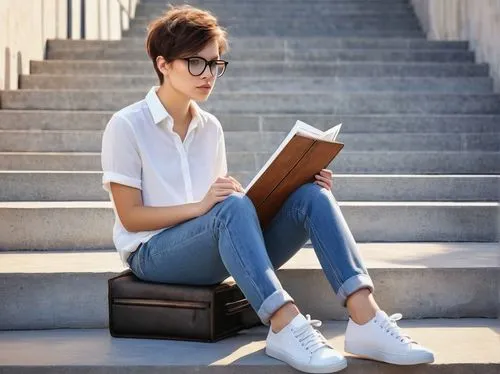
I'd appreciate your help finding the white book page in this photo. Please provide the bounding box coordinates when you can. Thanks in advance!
[244,120,341,193]
[322,123,342,142]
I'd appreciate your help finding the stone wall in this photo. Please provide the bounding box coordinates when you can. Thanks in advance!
[0,0,139,90]
[411,0,500,92]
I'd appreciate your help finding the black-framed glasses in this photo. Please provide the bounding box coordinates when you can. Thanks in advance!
[182,57,228,77]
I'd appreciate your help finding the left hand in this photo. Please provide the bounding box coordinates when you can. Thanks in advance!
[226,175,245,193]
[314,169,333,191]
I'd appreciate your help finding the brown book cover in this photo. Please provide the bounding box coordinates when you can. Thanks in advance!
[245,122,344,230]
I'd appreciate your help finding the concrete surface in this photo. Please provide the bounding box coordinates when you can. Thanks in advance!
[2,90,500,113]
[0,320,498,373]
[412,0,500,92]
[1,172,498,202]
[1,130,498,152]
[1,151,499,174]
[46,48,474,63]
[0,202,498,250]
[1,111,498,133]
[46,37,470,50]
[0,244,498,328]
[28,60,489,76]
[20,76,491,92]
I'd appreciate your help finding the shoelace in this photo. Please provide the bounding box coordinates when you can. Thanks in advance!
[292,314,332,354]
[377,313,416,344]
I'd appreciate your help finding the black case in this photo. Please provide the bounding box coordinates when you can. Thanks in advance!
[108,269,263,342]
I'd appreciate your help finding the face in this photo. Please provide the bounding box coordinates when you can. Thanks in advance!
[156,40,223,102]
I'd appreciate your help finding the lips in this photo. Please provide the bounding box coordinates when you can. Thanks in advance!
[199,85,211,89]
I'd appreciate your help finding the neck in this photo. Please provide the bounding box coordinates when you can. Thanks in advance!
[156,83,192,129]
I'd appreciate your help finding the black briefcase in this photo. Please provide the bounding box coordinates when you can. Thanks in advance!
[108,269,263,342]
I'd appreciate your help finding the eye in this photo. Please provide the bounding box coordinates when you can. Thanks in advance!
[190,58,204,66]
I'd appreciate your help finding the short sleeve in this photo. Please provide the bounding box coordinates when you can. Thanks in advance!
[101,114,142,193]
[215,125,228,178]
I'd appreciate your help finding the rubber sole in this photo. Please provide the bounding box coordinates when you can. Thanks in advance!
[265,346,348,373]
[344,341,435,365]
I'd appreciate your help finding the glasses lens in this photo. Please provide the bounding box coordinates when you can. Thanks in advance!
[210,61,227,77]
[188,58,206,76]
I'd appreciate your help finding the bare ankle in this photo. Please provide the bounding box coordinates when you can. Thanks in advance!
[270,302,300,333]
[346,288,380,325]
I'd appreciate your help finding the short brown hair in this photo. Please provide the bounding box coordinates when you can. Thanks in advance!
[145,4,229,84]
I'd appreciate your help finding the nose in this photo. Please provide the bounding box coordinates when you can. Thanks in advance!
[200,64,214,79]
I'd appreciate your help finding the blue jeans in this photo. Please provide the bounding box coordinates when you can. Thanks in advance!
[127,182,374,326]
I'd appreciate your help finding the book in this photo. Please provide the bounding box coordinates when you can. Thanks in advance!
[244,120,344,230]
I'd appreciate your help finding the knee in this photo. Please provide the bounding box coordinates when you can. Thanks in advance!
[217,192,257,217]
[294,182,332,205]
[287,183,338,220]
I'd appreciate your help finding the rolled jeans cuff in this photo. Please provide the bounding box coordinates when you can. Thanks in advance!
[337,273,375,307]
[257,288,295,326]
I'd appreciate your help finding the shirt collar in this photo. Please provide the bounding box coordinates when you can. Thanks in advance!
[145,86,205,131]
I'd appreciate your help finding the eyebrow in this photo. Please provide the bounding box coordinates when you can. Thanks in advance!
[196,55,220,60]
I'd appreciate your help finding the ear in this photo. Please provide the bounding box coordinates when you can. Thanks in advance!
[156,56,170,78]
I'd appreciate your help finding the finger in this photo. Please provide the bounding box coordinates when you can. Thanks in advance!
[316,174,333,186]
[314,180,327,189]
[214,183,237,191]
[320,169,332,176]
[227,176,244,191]
[315,174,330,182]
[214,188,235,196]
[214,181,236,187]
[217,176,233,182]
[315,180,330,190]
[231,177,244,190]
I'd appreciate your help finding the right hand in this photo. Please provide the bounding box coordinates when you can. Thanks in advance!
[197,176,244,216]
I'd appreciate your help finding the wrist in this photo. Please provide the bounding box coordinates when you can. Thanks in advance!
[193,201,204,217]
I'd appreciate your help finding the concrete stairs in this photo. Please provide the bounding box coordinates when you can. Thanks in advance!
[0,0,499,372]
[0,320,498,373]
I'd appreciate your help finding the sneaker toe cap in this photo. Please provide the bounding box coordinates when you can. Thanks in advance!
[411,344,435,363]
[311,347,346,365]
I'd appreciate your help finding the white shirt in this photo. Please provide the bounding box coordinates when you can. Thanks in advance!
[101,86,228,266]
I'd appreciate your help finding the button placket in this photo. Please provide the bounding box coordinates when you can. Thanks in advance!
[174,138,194,202]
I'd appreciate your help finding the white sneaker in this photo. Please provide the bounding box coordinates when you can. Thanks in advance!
[265,313,347,373]
[344,310,435,365]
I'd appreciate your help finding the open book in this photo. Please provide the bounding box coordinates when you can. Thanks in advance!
[244,120,344,229]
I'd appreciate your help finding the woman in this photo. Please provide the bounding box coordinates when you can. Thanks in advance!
[101,4,434,373]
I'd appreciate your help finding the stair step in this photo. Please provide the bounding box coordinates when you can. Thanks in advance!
[126,25,423,38]
[1,151,498,174]
[0,243,498,328]
[0,201,497,248]
[131,14,420,24]
[130,15,420,24]
[20,76,491,92]
[29,60,488,77]
[138,31,423,38]
[141,0,411,2]
[46,37,470,52]
[1,321,498,373]
[46,48,474,63]
[136,3,414,15]
[0,130,498,152]
[1,172,498,202]
[137,1,414,9]
[136,3,414,12]
[260,114,500,133]
[1,111,498,133]
[141,0,412,4]
[46,37,470,50]
[3,91,500,113]
[125,29,424,38]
